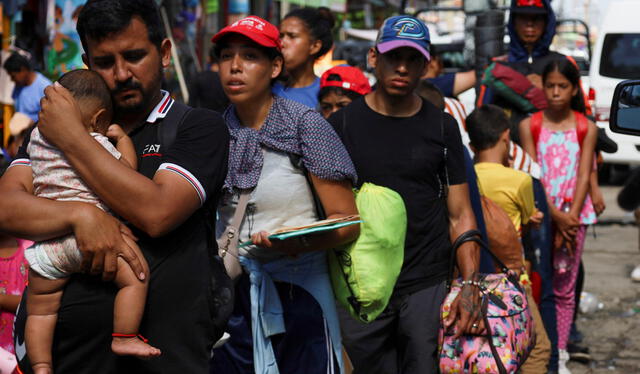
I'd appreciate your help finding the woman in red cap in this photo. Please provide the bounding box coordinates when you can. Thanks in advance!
[210,16,358,374]
[318,65,371,119]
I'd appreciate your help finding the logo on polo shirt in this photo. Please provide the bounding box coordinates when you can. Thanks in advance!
[142,144,162,157]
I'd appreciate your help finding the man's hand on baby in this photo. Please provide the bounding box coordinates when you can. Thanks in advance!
[107,125,128,144]
[72,203,145,282]
[38,82,85,149]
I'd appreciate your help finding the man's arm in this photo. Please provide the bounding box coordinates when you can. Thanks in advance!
[443,183,482,339]
[0,165,145,280]
[0,165,73,240]
[38,84,226,238]
[447,184,480,281]
[453,70,477,96]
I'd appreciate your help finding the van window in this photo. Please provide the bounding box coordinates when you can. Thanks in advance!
[600,34,640,79]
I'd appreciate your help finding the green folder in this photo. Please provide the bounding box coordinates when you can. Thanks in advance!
[239,220,362,248]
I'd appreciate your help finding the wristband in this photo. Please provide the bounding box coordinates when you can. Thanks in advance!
[460,279,480,287]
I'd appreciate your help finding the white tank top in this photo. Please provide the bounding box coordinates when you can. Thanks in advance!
[216,148,318,262]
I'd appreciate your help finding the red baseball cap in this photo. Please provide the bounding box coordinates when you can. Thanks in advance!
[211,16,282,51]
[511,0,548,14]
[320,66,372,96]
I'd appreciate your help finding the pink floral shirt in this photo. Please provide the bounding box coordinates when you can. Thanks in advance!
[0,239,29,354]
[537,126,597,225]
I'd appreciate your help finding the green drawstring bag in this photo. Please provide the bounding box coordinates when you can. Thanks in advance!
[328,183,407,323]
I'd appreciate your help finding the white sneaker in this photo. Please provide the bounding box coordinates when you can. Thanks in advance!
[559,349,572,374]
[631,265,640,282]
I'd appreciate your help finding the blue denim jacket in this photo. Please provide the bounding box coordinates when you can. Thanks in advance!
[240,250,343,374]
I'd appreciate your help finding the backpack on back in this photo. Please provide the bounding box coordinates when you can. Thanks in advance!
[479,195,525,272]
[529,110,589,151]
[478,62,548,113]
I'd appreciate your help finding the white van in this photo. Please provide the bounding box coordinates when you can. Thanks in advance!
[589,0,640,165]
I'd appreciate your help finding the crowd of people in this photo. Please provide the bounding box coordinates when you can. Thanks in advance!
[0,0,631,373]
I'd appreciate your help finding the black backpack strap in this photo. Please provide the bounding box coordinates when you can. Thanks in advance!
[288,153,327,220]
[438,111,450,199]
[157,101,192,151]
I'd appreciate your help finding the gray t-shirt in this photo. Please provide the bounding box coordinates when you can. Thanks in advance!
[217,148,318,262]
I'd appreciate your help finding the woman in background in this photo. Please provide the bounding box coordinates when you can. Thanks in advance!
[273,7,335,109]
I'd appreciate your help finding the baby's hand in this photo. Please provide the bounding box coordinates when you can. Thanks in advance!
[107,124,128,143]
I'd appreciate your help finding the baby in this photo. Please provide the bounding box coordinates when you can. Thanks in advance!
[24,69,160,374]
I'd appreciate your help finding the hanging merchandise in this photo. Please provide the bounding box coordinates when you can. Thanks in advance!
[0,51,16,105]
[228,0,249,14]
[46,0,87,79]
[205,0,218,14]
[2,0,27,18]
[287,0,346,13]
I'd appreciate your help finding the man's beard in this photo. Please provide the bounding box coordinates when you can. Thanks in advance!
[112,67,162,114]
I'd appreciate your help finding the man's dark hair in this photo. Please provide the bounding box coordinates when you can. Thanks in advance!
[467,104,511,151]
[3,53,31,73]
[57,69,113,122]
[416,80,444,110]
[76,0,166,55]
[318,73,364,102]
[318,87,362,102]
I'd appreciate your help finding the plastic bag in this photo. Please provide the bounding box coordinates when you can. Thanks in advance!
[328,183,407,323]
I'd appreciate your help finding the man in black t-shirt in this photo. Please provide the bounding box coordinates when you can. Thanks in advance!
[188,47,230,113]
[0,1,229,373]
[328,16,481,373]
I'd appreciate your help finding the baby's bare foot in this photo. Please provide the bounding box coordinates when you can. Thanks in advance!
[33,363,53,374]
[112,336,161,358]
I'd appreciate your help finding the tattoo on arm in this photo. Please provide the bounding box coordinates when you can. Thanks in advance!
[460,286,476,313]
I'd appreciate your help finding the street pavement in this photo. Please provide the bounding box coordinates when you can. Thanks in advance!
[568,186,640,373]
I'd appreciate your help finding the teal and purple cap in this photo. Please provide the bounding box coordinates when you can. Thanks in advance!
[375,15,431,61]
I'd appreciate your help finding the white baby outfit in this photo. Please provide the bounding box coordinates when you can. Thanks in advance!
[24,128,121,279]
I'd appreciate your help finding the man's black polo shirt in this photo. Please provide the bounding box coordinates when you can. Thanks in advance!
[12,91,229,373]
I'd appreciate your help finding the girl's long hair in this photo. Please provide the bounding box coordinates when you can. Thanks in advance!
[542,59,586,114]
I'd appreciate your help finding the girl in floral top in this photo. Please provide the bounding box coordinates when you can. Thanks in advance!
[0,234,29,355]
[519,59,598,373]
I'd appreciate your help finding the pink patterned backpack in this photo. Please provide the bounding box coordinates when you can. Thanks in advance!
[439,230,535,374]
